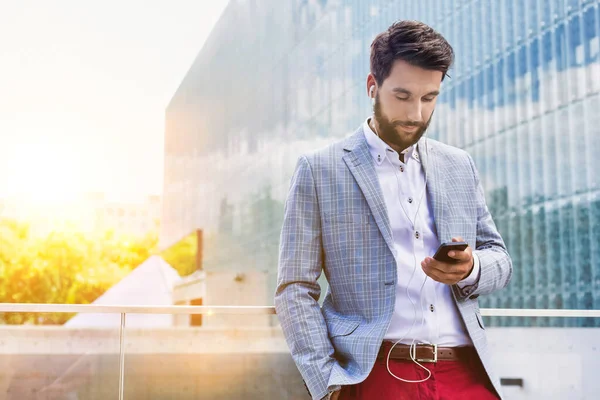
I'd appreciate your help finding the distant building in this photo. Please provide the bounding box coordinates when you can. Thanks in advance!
[172,269,272,328]
[95,193,161,237]
[162,0,600,328]
[0,192,161,237]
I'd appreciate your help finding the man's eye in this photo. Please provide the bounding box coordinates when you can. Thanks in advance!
[422,97,435,102]
[396,97,409,101]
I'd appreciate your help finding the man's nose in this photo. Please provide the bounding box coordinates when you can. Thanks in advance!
[405,101,423,123]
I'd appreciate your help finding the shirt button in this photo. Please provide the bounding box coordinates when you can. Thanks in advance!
[400,166,404,172]
[415,231,420,239]
[430,304,435,312]
[408,197,413,203]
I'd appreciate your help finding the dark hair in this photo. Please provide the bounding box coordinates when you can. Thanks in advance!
[370,20,454,85]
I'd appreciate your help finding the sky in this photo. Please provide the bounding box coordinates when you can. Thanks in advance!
[0,0,229,203]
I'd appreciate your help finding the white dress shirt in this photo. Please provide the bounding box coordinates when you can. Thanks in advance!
[363,118,480,347]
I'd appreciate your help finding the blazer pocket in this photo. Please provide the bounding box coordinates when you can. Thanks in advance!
[325,315,361,338]
[476,311,485,330]
[324,213,371,224]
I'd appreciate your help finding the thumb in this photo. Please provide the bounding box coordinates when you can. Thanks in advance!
[452,237,464,242]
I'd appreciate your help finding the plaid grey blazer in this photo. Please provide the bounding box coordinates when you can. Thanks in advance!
[274,125,512,400]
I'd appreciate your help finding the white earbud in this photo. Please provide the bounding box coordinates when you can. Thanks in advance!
[370,85,375,105]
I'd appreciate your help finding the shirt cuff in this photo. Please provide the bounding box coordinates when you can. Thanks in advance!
[457,251,480,289]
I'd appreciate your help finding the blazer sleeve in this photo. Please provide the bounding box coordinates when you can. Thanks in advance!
[455,154,513,300]
[274,155,340,400]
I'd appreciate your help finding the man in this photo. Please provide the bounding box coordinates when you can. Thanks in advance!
[275,20,512,400]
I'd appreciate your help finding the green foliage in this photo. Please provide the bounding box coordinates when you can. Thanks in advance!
[0,219,160,325]
[159,231,197,277]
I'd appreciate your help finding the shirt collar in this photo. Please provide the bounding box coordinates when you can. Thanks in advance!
[362,117,420,166]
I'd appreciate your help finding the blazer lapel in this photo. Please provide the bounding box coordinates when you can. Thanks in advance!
[417,137,450,243]
[342,128,395,254]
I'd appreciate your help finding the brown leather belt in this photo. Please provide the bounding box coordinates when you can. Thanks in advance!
[376,341,477,363]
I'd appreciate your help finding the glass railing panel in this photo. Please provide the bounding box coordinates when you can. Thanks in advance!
[1,305,598,399]
[0,310,121,400]
[122,311,306,399]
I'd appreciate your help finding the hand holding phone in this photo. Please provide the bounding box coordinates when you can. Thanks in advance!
[433,241,469,264]
[421,237,474,285]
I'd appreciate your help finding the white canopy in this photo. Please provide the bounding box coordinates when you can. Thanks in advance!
[64,255,181,327]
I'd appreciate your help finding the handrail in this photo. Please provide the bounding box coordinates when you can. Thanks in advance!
[0,304,276,314]
[480,308,600,317]
[1,303,600,317]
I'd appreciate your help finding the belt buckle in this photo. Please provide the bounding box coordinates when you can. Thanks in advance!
[415,343,437,363]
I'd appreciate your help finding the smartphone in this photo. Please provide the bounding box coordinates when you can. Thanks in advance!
[432,241,468,263]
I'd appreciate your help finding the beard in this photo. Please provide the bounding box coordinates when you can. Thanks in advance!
[372,93,433,152]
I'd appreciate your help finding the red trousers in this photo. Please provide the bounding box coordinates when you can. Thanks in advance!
[338,347,499,399]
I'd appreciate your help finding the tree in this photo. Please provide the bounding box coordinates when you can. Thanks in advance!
[0,219,160,324]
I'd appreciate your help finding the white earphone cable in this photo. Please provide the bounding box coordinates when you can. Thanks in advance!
[370,112,434,383]
[384,138,432,383]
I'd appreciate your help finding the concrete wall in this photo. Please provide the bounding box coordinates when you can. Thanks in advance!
[487,327,600,400]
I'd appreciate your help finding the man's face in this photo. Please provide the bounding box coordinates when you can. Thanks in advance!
[370,59,443,152]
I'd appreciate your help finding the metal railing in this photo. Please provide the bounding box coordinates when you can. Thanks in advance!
[1,304,599,400]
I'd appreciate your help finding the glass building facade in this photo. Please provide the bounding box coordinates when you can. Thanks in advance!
[162,0,600,327]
